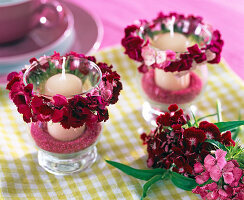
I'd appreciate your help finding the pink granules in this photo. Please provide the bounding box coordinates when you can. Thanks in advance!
[31,122,102,154]
[141,69,203,104]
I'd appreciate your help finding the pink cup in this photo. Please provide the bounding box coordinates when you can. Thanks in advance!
[0,0,64,44]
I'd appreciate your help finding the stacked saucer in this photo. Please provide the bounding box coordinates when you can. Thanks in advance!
[0,1,103,85]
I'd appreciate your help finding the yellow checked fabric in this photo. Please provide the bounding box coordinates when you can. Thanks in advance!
[0,46,243,200]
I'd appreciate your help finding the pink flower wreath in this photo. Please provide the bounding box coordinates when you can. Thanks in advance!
[6,52,123,129]
[121,12,224,73]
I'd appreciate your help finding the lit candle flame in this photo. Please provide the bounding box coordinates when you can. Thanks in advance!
[60,57,66,80]
[169,16,175,38]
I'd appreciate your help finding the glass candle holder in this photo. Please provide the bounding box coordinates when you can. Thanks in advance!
[23,57,103,175]
[122,13,224,126]
[139,18,212,125]
[139,65,208,126]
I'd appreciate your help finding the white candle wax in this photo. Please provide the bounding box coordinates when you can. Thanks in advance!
[151,32,189,52]
[44,73,83,97]
[44,71,85,141]
[154,68,190,91]
[151,33,191,91]
[47,122,85,141]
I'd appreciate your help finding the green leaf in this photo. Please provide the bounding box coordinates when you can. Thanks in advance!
[231,127,241,141]
[187,120,193,128]
[236,152,244,169]
[171,172,198,191]
[205,139,227,151]
[141,175,163,199]
[65,56,70,71]
[161,23,167,32]
[146,30,154,39]
[189,34,202,44]
[225,141,244,167]
[74,69,80,76]
[214,120,244,133]
[106,160,166,181]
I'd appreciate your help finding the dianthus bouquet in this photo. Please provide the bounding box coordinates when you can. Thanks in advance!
[107,104,244,200]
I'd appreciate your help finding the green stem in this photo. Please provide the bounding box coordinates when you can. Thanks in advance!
[216,100,222,122]
[197,113,218,122]
[190,109,198,127]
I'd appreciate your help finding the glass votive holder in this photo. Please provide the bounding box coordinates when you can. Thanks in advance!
[32,121,102,175]
[7,52,122,175]
[122,12,223,126]
[138,65,208,126]
[23,56,102,175]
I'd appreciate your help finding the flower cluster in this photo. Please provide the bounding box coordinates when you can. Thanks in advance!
[141,105,235,175]
[107,104,244,199]
[121,12,224,73]
[193,149,243,200]
[6,52,122,129]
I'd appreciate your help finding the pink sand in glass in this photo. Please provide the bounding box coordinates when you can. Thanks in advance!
[141,69,203,104]
[31,122,102,154]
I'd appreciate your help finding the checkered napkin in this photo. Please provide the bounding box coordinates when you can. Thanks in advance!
[0,46,243,200]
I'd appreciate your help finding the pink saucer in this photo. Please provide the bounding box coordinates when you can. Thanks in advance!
[0,3,74,77]
[0,1,103,85]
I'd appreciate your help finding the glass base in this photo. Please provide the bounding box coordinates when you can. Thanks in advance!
[38,146,97,175]
[142,101,164,127]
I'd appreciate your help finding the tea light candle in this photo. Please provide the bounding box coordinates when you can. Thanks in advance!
[44,73,83,97]
[44,58,85,141]
[151,32,189,53]
[47,122,85,142]
[151,32,191,91]
[154,68,190,91]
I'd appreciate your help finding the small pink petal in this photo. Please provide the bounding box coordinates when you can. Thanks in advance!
[204,154,216,172]
[155,51,166,64]
[210,165,222,182]
[217,157,227,170]
[230,181,239,187]
[223,161,235,172]
[102,90,112,101]
[31,96,43,107]
[206,182,218,191]
[192,186,208,198]
[202,171,210,182]
[211,191,219,199]
[52,109,64,123]
[215,149,227,160]
[147,158,154,168]
[233,167,243,181]
[223,172,234,184]
[196,175,206,185]
[166,50,176,60]
[195,171,210,184]
[218,189,228,197]
[141,46,156,66]
[53,95,67,107]
[224,185,234,197]
[194,162,204,173]
[215,149,227,170]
